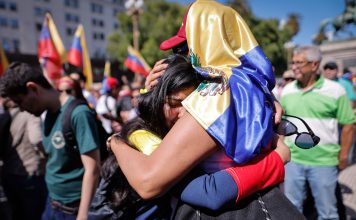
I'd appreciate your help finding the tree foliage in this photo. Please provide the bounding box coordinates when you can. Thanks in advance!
[227,0,300,75]
[107,0,186,67]
[107,0,300,75]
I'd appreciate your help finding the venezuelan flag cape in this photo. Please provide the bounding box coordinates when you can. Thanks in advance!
[182,0,276,164]
[68,24,92,89]
[38,13,66,85]
[0,44,9,77]
[124,46,151,76]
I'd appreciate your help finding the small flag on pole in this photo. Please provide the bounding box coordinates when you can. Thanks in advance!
[124,46,151,76]
[104,60,111,78]
[68,24,92,89]
[0,44,9,77]
[38,13,66,85]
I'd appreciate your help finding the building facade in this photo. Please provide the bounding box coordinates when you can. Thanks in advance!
[320,38,356,74]
[0,0,125,58]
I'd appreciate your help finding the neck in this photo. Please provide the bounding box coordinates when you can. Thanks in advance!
[299,73,318,90]
[46,89,67,114]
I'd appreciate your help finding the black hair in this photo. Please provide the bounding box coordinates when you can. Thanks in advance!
[137,54,203,137]
[323,62,338,70]
[0,62,52,97]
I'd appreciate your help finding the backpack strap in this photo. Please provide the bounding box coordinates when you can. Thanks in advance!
[62,98,88,151]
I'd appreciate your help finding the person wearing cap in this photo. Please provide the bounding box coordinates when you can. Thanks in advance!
[110,1,302,218]
[96,77,120,134]
[323,61,356,108]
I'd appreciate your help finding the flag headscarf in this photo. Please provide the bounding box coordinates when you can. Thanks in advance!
[38,13,66,85]
[0,45,9,77]
[68,24,92,89]
[124,46,151,76]
[162,0,276,164]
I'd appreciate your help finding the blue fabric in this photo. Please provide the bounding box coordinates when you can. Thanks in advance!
[284,162,339,220]
[180,170,237,211]
[207,66,274,164]
[41,197,77,220]
[337,77,356,101]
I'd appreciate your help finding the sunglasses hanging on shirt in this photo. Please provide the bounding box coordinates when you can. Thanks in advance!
[274,114,320,149]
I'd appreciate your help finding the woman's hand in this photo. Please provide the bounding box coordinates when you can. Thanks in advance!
[145,59,168,91]
[272,95,284,125]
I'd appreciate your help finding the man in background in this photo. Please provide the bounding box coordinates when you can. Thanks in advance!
[281,46,354,219]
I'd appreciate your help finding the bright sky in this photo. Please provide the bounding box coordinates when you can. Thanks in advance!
[168,0,346,46]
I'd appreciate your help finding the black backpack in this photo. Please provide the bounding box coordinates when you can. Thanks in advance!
[62,98,110,161]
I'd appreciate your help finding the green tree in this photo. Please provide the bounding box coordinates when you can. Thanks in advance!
[227,0,300,75]
[108,0,299,76]
[107,0,186,67]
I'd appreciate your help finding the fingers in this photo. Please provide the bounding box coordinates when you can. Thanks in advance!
[145,59,168,90]
[273,99,284,125]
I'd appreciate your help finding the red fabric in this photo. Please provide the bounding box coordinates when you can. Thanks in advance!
[225,150,285,202]
[159,4,191,51]
[124,58,149,77]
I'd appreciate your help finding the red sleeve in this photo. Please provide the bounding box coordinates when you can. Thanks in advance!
[225,150,284,202]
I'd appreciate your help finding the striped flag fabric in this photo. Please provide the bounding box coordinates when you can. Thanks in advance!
[0,44,9,77]
[182,1,276,164]
[124,46,151,76]
[68,24,92,89]
[38,13,66,85]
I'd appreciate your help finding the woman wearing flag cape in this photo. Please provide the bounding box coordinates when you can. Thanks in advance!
[110,0,304,218]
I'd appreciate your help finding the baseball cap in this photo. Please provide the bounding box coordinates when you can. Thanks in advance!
[323,62,338,70]
[159,6,191,51]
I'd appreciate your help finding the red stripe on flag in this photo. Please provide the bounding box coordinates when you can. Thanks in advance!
[68,48,83,68]
[124,58,149,76]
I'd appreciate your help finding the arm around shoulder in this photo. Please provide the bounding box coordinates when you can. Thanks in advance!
[111,113,218,199]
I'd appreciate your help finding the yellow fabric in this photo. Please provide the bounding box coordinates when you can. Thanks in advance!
[46,13,67,63]
[182,0,259,128]
[128,130,161,155]
[74,24,93,89]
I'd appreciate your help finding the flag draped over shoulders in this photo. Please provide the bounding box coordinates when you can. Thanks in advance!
[182,0,275,164]
[68,24,92,89]
[124,46,151,77]
[38,13,66,85]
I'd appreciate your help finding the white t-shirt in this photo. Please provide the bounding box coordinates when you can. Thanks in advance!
[96,94,117,134]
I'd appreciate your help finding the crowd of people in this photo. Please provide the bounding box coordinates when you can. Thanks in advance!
[0,0,355,220]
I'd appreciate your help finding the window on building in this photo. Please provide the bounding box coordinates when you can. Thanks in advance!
[66,27,74,36]
[113,9,118,17]
[0,1,6,10]
[11,19,18,29]
[65,0,78,9]
[13,39,20,52]
[36,23,42,32]
[2,38,10,51]
[91,3,103,14]
[9,2,17,11]
[100,33,105,40]
[0,16,8,27]
[99,20,104,27]
[113,23,118,29]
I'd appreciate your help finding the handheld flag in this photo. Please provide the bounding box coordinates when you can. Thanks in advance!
[0,44,9,77]
[124,46,151,76]
[104,60,111,77]
[68,24,92,89]
[38,13,66,85]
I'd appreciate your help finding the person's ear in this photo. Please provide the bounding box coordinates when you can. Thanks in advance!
[26,82,40,94]
[311,61,320,72]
